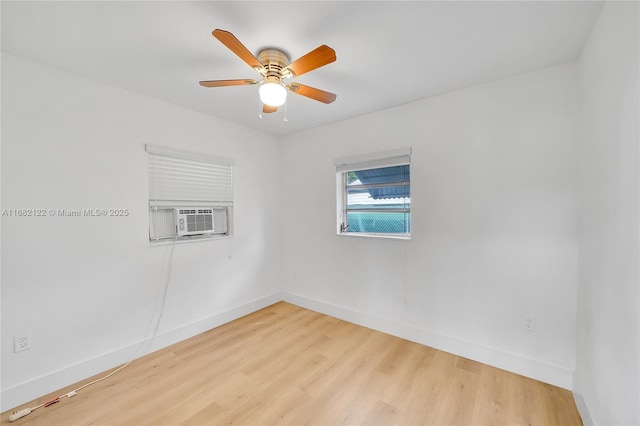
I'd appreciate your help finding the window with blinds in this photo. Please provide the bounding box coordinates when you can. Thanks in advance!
[146,145,233,241]
[335,148,411,239]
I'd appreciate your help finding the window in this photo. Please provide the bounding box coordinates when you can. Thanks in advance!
[147,145,233,242]
[335,148,411,238]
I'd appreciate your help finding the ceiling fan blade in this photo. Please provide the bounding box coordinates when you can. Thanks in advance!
[287,83,337,104]
[199,79,258,87]
[282,45,336,77]
[262,104,277,114]
[212,29,265,73]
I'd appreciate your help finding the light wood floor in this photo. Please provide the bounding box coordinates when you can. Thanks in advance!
[3,302,582,425]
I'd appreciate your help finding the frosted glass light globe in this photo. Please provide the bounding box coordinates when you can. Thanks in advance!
[259,82,287,107]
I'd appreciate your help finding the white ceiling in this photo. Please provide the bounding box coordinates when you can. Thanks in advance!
[1,1,603,137]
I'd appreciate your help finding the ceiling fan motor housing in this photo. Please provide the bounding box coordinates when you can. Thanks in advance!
[258,48,290,82]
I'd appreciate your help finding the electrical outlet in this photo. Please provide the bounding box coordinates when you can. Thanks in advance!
[14,335,31,352]
[524,318,536,331]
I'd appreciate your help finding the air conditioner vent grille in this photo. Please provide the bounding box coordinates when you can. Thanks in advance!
[178,208,214,215]
[175,207,215,236]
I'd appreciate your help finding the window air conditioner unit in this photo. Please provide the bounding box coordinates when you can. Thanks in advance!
[174,208,215,236]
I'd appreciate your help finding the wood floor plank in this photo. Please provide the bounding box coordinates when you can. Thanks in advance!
[2,302,582,425]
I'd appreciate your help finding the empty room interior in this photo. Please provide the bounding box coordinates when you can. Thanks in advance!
[1,1,638,425]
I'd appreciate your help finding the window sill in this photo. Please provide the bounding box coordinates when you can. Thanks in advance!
[337,232,411,241]
[149,234,232,246]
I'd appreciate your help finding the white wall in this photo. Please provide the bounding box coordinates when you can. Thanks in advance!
[280,63,580,389]
[0,53,282,410]
[575,2,640,425]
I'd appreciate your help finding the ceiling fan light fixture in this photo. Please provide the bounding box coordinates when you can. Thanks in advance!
[202,30,337,113]
[259,82,287,107]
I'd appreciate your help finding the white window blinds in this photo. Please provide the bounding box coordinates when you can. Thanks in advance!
[334,147,411,173]
[146,145,233,206]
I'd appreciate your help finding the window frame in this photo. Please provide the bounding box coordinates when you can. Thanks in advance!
[335,148,411,240]
[146,144,234,243]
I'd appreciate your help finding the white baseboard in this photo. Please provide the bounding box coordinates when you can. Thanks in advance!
[0,292,284,412]
[281,292,575,390]
[572,378,594,425]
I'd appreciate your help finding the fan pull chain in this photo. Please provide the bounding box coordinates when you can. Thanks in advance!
[257,94,263,119]
[283,101,288,122]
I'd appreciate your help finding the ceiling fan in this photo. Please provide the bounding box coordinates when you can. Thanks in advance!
[199,29,337,115]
